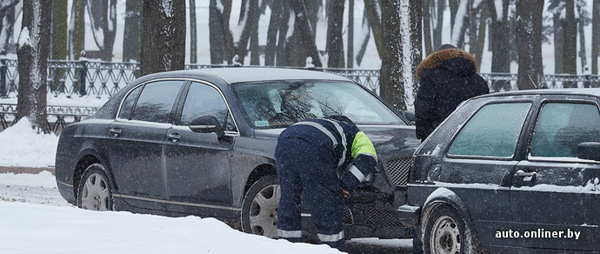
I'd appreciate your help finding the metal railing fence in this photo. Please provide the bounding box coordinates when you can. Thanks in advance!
[2,58,600,134]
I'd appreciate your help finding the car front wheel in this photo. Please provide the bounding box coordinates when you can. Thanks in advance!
[241,175,280,238]
[77,163,114,211]
[423,205,482,254]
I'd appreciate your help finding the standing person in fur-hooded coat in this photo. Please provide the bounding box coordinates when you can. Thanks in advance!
[414,44,489,141]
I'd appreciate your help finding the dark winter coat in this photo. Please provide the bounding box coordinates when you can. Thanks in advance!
[414,48,489,140]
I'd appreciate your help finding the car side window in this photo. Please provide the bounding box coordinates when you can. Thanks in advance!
[130,80,183,123]
[117,85,143,119]
[180,82,236,131]
[448,103,531,158]
[530,103,600,158]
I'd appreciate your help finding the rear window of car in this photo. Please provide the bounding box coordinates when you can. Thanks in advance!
[232,81,406,128]
[530,102,600,158]
[128,81,184,123]
[448,102,531,158]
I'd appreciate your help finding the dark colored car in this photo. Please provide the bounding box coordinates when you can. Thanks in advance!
[400,89,600,253]
[55,68,420,240]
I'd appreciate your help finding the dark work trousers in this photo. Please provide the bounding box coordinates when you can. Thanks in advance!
[275,137,345,251]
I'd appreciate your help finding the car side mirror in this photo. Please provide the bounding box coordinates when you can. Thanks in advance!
[189,115,225,138]
[577,142,600,161]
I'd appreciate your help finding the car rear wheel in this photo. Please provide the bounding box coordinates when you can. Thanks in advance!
[423,205,480,254]
[77,163,114,211]
[241,175,280,238]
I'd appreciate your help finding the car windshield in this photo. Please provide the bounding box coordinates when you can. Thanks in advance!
[232,81,406,128]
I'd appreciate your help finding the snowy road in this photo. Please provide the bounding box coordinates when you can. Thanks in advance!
[0,170,413,253]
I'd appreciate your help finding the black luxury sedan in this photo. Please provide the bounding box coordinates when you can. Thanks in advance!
[399,88,600,253]
[55,68,420,240]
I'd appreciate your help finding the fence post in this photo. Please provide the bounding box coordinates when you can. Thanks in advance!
[0,59,7,98]
[79,59,88,96]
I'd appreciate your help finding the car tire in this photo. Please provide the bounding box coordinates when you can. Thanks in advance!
[422,205,484,254]
[77,163,114,211]
[241,175,280,238]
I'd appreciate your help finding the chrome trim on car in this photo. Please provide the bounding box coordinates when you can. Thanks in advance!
[56,180,73,188]
[113,193,242,212]
[115,78,241,135]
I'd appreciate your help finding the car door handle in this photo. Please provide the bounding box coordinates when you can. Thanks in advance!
[167,133,181,142]
[515,170,537,177]
[109,128,121,137]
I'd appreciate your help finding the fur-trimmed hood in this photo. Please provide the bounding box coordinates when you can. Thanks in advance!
[416,48,479,78]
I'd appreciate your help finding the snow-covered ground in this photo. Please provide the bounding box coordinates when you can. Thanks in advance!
[0,119,412,253]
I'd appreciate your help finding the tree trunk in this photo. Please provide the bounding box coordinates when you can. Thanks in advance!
[87,0,117,61]
[593,0,600,74]
[347,0,354,68]
[189,0,197,64]
[0,1,19,55]
[451,0,469,48]
[468,1,486,67]
[380,0,405,111]
[221,0,235,64]
[265,0,282,66]
[432,0,445,50]
[250,21,260,65]
[50,0,68,93]
[234,0,260,65]
[355,9,371,66]
[577,2,587,73]
[422,0,432,56]
[363,0,383,58]
[552,6,564,74]
[122,0,142,63]
[276,1,291,66]
[327,0,345,68]
[408,0,422,103]
[140,0,186,76]
[562,0,577,87]
[487,0,511,91]
[289,0,322,67]
[516,0,544,90]
[70,0,86,60]
[16,0,51,132]
[209,0,226,64]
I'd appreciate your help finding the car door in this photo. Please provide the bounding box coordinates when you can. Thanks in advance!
[106,80,185,211]
[438,102,531,248]
[163,81,236,215]
[510,100,600,251]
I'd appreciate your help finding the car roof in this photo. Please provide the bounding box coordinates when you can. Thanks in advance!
[477,88,600,99]
[146,67,352,84]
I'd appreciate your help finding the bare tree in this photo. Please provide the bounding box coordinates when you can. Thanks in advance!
[16,0,51,132]
[287,0,322,67]
[363,0,383,57]
[69,0,86,60]
[87,0,117,61]
[209,0,229,64]
[264,0,282,66]
[593,0,600,74]
[327,0,345,68]
[189,0,197,64]
[0,0,20,55]
[140,0,186,76]
[563,0,577,77]
[347,0,354,68]
[487,0,511,91]
[122,0,142,63]
[408,0,423,102]
[234,0,260,65]
[516,0,544,90]
[355,8,371,66]
[380,0,404,111]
